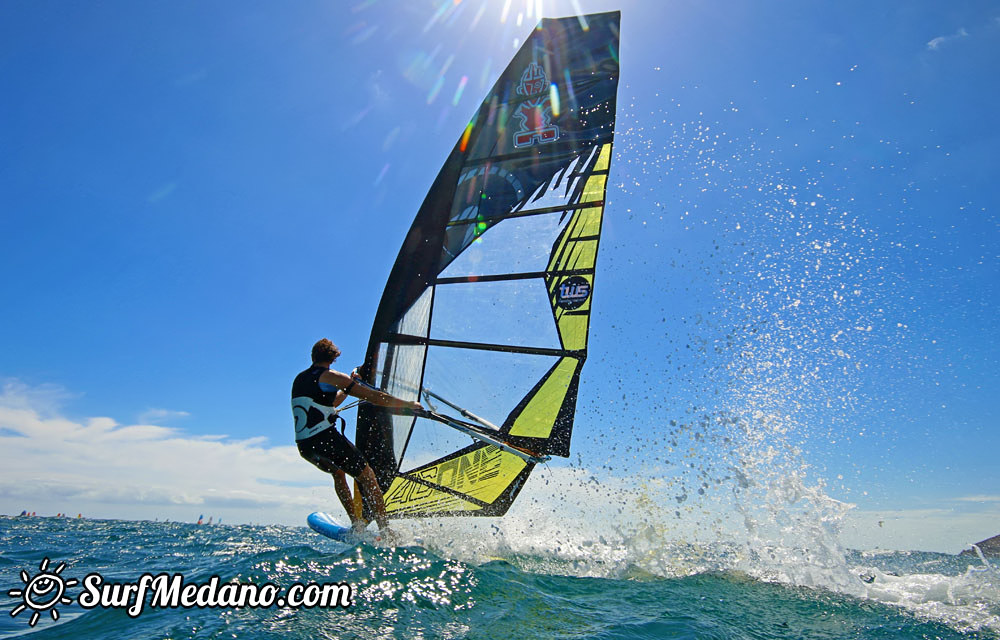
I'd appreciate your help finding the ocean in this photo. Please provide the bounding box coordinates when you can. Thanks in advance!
[1,516,997,639]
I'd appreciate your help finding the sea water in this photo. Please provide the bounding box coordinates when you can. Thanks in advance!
[1,515,997,639]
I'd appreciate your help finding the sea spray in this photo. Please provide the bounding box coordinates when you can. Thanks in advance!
[395,75,991,631]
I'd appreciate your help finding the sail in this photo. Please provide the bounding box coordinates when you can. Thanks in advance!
[357,11,620,519]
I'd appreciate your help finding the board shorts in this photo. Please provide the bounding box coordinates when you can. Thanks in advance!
[297,427,367,478]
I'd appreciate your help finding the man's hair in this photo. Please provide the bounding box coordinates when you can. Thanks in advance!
[311,338,341,364]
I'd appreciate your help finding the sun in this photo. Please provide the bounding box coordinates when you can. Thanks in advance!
[8,557,78,628]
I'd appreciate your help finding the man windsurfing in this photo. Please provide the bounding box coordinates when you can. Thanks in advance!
[292,338,421,536]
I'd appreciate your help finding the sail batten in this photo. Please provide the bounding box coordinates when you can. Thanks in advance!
[445,201,605,227]
[459,136,616,167]
[357,11,620,519]
[436,268,594,285]
[387,333,583,359]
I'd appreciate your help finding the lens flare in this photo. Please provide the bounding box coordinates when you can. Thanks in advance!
[459,121,474,152]
[453,75,469,106]
[427,76,444,104]
[500,0,511,24]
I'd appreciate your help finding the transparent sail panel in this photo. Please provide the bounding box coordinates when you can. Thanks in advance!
[380,344,424,401]
[399,417,477,473]
[430,279,560,348]
[378,342,425,464]
[439,149,598,273]
[421,346,557,429]
[391,414,415,463]
[394,286,433,338]
[449,147,592,225]
[512,146,596,213]
[451,164,529,223]
[439,212,571,279]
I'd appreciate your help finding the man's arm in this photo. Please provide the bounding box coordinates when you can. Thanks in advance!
[319,369,422,411]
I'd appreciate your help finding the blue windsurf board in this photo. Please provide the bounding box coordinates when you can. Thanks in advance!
[307,512,379,544]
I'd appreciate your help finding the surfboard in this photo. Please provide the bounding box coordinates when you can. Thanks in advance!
[306,512,379,544]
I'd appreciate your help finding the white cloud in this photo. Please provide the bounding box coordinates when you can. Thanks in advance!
[0,380,80,416]
[137,408,191,425]
[0,382,336,525]
[954,495,1000,503]
[927,27,969,50]
[3,381,997,556]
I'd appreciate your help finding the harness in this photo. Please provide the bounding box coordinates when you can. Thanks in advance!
[291,366,347,441]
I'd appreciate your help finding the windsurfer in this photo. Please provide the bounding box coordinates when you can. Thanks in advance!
[292,338,422,536]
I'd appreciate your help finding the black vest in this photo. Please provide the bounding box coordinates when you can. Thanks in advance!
[291,366,340,441]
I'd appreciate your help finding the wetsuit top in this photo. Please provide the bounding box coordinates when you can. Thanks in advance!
[291,366,342,441]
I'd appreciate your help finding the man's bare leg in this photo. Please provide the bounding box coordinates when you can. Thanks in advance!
[331,470,364,530]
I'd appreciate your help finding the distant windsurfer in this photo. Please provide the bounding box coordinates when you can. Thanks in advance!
[292,338,421,537]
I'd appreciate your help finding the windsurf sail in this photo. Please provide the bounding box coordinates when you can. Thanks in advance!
[356,11,620,519]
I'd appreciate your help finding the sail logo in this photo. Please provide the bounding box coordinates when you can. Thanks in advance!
[387,447,506,511]
[555,276,591,310]
[512,61,560,148]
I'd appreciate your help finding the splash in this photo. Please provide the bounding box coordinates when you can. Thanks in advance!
[383,76,998,634]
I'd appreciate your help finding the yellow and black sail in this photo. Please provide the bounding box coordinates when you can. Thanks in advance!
[357,11,620,519]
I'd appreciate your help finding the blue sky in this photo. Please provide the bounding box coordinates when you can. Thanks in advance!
[1,0,998,552]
